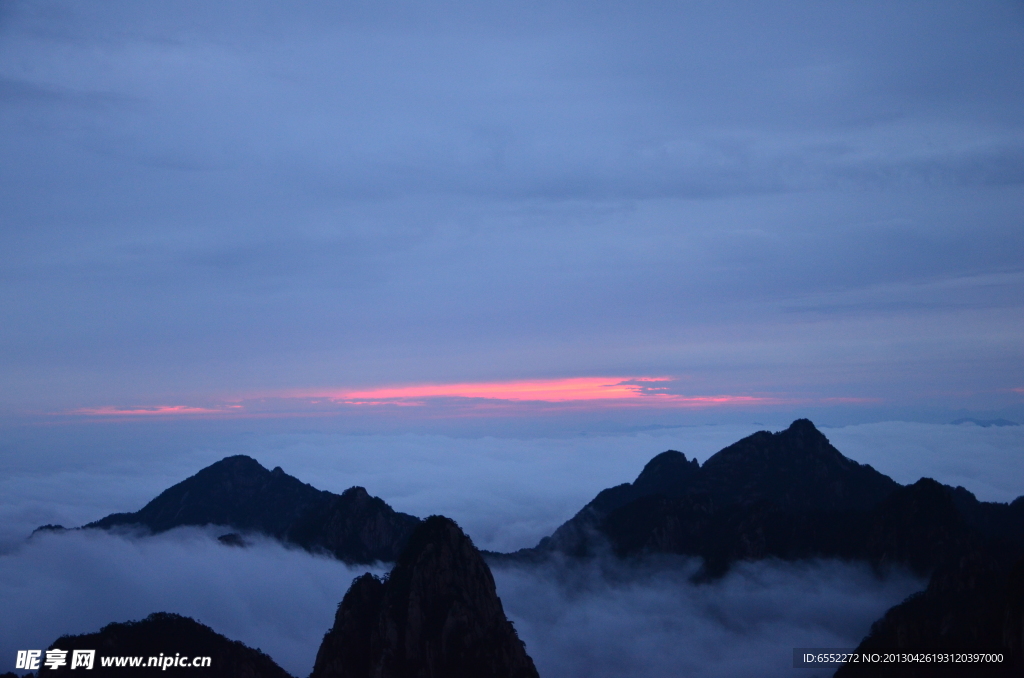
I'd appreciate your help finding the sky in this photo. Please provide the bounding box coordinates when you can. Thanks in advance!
[3,6,1024,674]
[1,0,1023,430]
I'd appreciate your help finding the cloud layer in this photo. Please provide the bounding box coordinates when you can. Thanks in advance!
[494,556,923,678]
[0,528,379,677]
[1,528,921,678]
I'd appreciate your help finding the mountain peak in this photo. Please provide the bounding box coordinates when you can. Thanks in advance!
[82,456,420,564]
[529,418,902,559]
[699,419,896,511]
[212,454,267,472]
[632,450,700,496]
[786,417,823,436]
[312,515,539,678]
[397,514,468,563]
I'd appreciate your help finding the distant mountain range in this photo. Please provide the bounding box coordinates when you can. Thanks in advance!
[505,420,1024,576]
[41,455,421,564]
[28,419,1024,675]
[499,419,1024,674]
[950,418,1019,427]
[515,419,901,571]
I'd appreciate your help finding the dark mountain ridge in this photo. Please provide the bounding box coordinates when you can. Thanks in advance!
[835,555,1024,677]
[501,418,1024,675]
[38,612,293,678]
[311,515,539,678]
[530,419,902,563]
[78,455,420,564]
[698,418,899,510]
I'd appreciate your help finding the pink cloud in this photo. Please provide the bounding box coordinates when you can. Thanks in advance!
[69,405,225,417]
[309,377,670,403]
[58,376,878,421]
[285,377,788,410]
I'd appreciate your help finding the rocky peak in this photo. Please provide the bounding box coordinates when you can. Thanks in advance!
[312,516,539,678]
[632,450,700,497]
[340,486,370,500]
[700,419,898,511]
[526,419,902,561]
[198,455,273,487]
[785,416,825,437]
[79,456,420,564]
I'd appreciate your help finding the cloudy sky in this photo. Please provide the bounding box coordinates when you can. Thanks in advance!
[4,8,1024,674]
[2,0,1023,430]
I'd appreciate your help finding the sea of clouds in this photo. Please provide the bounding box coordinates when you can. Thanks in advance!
[1,528,922,678]
[0,528,380,677]
[494,556,923,678]
[1,421,1021,676]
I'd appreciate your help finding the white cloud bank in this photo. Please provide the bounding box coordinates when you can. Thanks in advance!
[0,528,381,677]
[495,556,923,678]
[1,529,921,678]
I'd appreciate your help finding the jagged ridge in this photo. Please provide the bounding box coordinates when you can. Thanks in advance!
[530,419,900,562]
[82,455,421,564]
[501,418,1024,674]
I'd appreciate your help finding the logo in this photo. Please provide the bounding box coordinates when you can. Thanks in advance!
[16,649,95,670]
[16,650,41,670]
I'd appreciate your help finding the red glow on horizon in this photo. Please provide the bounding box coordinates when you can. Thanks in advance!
[288,377,786,409]
[60,376,877,420]
[71,405,224,417]
[316,377,670,403]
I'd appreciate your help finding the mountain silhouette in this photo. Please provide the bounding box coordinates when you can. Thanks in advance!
[502,419,1024,672]
[311,515,539,678]
[834,554,1024,677]
[82,455,420,564]
[528,419,900,564]
[950,418,1019,427]
[38,612,293,677]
